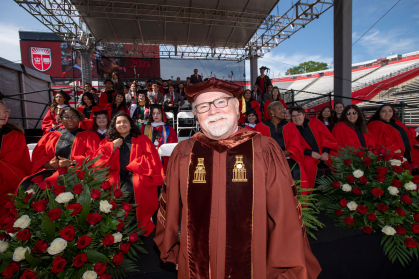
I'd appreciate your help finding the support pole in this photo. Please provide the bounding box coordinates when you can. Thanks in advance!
[249,48,258,88]
[333,0,352,107]
[80,51,92,88]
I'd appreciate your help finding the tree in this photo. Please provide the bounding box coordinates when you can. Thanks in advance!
[287,61,329,75]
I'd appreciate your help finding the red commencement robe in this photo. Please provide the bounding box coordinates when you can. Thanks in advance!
[41,107,67,135]
[93,136,164,236]
[154,128,321,278]
[98,91,117,106]
[0,127,31,215]
[332,122,375,150]
[103,103,130,119]
[263,99,287,121]
[238,100,262,124]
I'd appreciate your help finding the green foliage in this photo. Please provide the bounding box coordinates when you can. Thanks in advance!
[287,60,329,75]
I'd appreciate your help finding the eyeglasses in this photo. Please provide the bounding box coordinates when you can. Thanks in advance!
[0,109,10,115]
[62,115,79,120]
[291,113,303,118]
[194,97,233,113]
[346,111,358,115]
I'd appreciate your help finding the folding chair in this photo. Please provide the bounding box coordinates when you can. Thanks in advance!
[165,111,175,128]
[176,111,197,137]
[158,143,179,159]
[179,100,191,111]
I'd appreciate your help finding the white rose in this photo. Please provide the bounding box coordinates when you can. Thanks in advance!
[387,186,400,196]
[25,189,34,194]
[113,232,123,243]
[13,215,31,229]
[82,270,98,279]
[13,247,30,262]
[353,170,364,178]
[342,184,352,192]
[0,240,9,253]
[382,226,396,236]
[55,192,74,204]
[389,159,402,166]
[402,157,407,163]
[99,200,113,213]
[47,238,68,255]
[347,201,358,211]
[404,181,417,191]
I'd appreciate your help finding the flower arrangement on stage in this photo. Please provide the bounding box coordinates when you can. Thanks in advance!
[317,146,419,266]
[0,158,147,279]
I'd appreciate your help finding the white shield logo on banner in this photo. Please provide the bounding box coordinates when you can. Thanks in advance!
[31,47,52,72]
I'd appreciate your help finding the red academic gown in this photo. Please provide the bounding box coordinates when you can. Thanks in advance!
[332,122,375,151]
[238,100,262,124]
[93,136,165,236]
[103,103,130,119]
[263,99,287,121]
[41,107,67,135]
[98,91,117,106]
[0,127,31,216]
[367,120,419,163]
[77,106,101,131]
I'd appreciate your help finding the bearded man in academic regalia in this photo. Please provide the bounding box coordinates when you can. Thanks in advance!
[154,77,321,279]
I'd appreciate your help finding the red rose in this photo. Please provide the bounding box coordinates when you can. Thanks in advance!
[377,203,389,212]
[362,226,373,234]
[16,229,31,241]
[400,194,411,204]
[392,179,403,188]
[395,208,405,216]
[340,199,348,207]
[372,149,379,155]
[31,200,48,212]
[344,159,352,166]
[344,216,354,225]
[356,151,365,158]
[412,175,419,184]
[114,189,123,198]
[38,181,51,191]
[100,274,113,279]
[383,154,392,161]
[20,269,37,279]
[377,167,388,174]
[91,189,101,199]
[73,184,84,195]
[77,235,92,249]
[0,211,15,228]
[5,222,20,233]
[24,193,33,204]
[376,174,386,183]
[5,201,15,210]
[393,166,403,174]
[51,185,66,195]
[357,205,367,214]
[101,181,112,191]
[368,146,373,151]
[2,262,20,279]
[335,209,343,217]
[77,171,86,180]
[359,176,368,184]
[72,253,88,268]
[129,233,138,243]
[367,212,377,221]
[0,234,6,241]
[67,203,83,216]
[57,167,67,175]
[120,243,131,254]
[102,234,115,246]
[377,155,383,161]
[31,175,44,184]
[86,213,102,225]
[110,200,117,210]
[112,252,124,266]
[94,263,107,275]
[412,223,419,234]
[52,256,67,274]
[404,237,418,248]
[363,158,372,166]
[414,213,419,222]
[371,187,384,197]
[379,148,386,155]
[60,225,76,241]
[116,220,125,232]
[32,240,48,253]
[353,187,362,195]
[347,175,355,183]
[395,225,406,235]
[47,208,63,221]
[122,202,132,211]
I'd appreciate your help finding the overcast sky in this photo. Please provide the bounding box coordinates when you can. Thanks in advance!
[1,0,419,80]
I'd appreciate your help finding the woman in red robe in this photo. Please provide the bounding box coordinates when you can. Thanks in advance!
[93,112,165,236]
[0,100,31,216]
[367,105,419,163]
[77,92,100,131]
[30,107,101,187]
[103,92,129,119]
[263,86,286,121]
[242,108,260,131]
[238,89,262,124]
[41,90,70,134]
[332,105,375,150]
[91,110,111,141]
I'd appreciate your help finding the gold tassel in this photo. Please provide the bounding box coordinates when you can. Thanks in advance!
[241,95,246,114]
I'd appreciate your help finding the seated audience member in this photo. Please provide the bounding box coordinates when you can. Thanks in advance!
[333,105,375,150]
[264,86,286,121]
[148,84,164,105]
[104,92,130,119]
[290,106,339,188]
[42,90,70,134]
[77,92,98,120]
[333,102,345,123]
[175,77,182,88]
[185,77,192,87]
[161,81,169,94]
[318,106,335,131]
[252,84,263,105]
[84,82,99,104]
[164,85,185,116]
[0,100,31,216]
[255,101,310,190]
[93,112,164,235]
[99,79,117,106]
[239,89,262,125]
[176,83,186,99]
[242,108,260,130]
[126,83,138,108]
[31,107,101,186]
[263,84,273,102]
[131,92,150,129]
[92,110,111,141]
[285,108,291,122]
[367,104,419,163]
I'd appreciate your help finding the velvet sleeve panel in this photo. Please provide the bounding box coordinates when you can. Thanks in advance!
[31,132,61,173]
[41,108,55,134]
[263,138,321,279]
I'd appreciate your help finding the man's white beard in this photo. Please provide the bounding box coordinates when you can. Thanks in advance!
[204,113,232,137]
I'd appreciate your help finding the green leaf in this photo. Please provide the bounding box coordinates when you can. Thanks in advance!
[44,214,56,242]
[25,250,42,266]
[77,186,91,233]
[0,261,10,274]
[85,250,111,264]
[0,252,13,261]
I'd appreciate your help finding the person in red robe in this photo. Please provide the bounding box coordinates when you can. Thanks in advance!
[263,86,286,121]
[242,107,260,130]
[28,107,101,188]
[93,112,164,236]
[333,105,375,150]
[0,100,31,216]
[290,106,339,188]
[103,92,130,120]
[91,110,111,141]
[155,77,321,278]
[254,66,272,93]
[367,104,419,163]
[98,79,117,106]
[77,92,100,131]
[238,89,262,124]
[41,90,70,134]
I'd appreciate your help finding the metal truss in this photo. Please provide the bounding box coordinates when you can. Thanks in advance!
[14,0,333,60]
